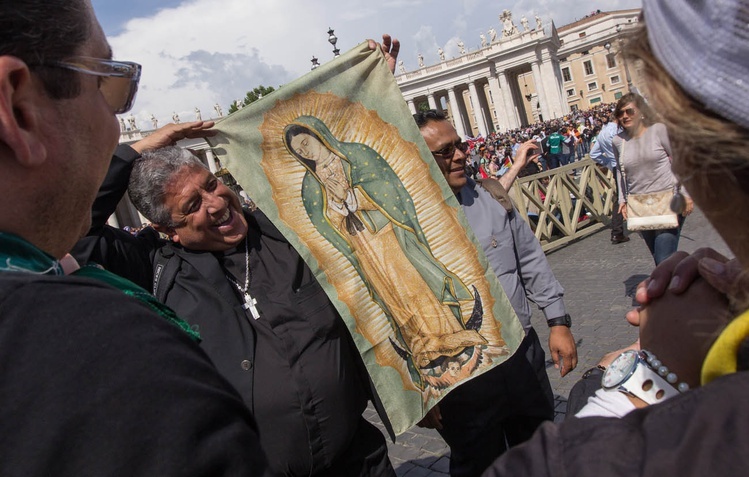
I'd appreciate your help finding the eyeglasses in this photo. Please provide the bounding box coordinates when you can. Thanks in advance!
[430,140,469,159]
[35,56,141,114]
[616,107,636,118]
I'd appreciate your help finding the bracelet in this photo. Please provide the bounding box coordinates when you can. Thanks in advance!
[547,314,571,328]
[642,350,690,393]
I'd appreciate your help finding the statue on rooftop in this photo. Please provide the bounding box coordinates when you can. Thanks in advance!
[500,10,519,37]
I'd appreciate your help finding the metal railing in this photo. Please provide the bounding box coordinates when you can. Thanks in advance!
[507,158,616,252]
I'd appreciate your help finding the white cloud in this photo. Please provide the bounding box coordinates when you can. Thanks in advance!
[412,25,439,66]
[110,0,338,128]
[103,0,642,129]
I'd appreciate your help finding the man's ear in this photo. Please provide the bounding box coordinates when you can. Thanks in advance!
[0,56,47,168]
[152,222,179,243]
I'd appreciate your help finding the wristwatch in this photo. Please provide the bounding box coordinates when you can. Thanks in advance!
[601,350,680,405]
[547,314,571,328]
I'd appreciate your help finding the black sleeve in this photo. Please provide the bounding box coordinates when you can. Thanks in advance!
[72,225,159,291]
[92,144,141,230]
[0,278,267,477]
[72,144,158,291]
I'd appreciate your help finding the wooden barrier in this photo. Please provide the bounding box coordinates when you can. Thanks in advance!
[507,158,616,253]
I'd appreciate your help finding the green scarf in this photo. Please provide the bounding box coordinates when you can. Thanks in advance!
[0,232,200,341]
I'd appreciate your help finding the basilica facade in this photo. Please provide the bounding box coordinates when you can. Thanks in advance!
[397,9,641,137]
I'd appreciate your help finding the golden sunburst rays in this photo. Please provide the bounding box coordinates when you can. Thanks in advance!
[258,91,506,392]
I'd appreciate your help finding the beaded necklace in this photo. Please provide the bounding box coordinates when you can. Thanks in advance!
[0,232,200,341]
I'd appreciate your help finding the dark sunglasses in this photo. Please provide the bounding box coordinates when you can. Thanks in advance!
[34,56,142,114]
[431,140,469,159]
[616,107,636,118]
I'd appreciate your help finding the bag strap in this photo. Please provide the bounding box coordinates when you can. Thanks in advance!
[476,178,513,212]
[665,155,683,195]
[152,244,180,303]
[617,138,630,198]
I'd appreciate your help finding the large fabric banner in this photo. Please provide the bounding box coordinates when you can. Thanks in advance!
[209,42,524,434]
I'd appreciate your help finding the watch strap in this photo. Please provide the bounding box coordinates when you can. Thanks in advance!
[607,354,680,405]
[547,314,572,327]
[622,362,680,404]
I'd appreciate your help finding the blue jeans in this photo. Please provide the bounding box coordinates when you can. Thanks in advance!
[640,215,685,265]
[548,153,562,169]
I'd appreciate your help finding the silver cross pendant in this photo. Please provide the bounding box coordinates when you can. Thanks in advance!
[243,292,260,319]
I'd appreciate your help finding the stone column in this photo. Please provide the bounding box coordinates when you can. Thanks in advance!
[433,94,443,112]
[498,71,519,130]
[478,83,496,133]
[204,148,219,174]
[540,58,568,119]
[531,61,550,121]
[447,87,467,138]
[427,93,438,111]
[487,75,508,131]
[407,99,417,115]
[468,81,488,137]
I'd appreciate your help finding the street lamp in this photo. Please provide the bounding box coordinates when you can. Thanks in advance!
[328,28,340,58]
[310,56,320,70]
[615,25,633,92]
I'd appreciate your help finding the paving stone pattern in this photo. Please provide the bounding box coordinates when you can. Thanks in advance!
[365,208,731,476]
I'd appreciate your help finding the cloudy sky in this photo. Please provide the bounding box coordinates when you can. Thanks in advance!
[92,0,641,130]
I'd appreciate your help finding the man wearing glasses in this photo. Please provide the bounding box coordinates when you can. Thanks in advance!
[590,112,629,244]
[414,110,578,477]
[0,1,266,475]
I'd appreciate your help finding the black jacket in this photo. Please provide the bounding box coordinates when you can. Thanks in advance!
[73,145,392,476]
[483,372,749,477]
[0,272,266,476]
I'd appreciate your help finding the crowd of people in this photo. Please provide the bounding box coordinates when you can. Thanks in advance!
[1,0,747,476]
[462,102,616,183]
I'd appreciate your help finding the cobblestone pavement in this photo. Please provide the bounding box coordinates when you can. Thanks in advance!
[366,208,731,476]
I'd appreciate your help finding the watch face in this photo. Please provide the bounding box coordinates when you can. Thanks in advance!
[602,350,638,389]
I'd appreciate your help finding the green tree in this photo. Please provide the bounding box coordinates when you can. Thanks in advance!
[228,85,277,114]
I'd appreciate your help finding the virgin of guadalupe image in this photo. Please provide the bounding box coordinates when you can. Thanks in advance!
[283,115,487,386]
